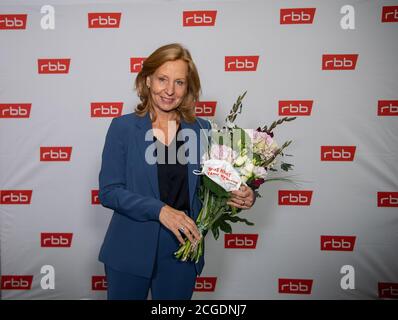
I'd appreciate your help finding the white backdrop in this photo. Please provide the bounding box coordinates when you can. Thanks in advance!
[1,0,397,299]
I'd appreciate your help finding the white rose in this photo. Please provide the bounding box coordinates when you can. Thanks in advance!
[234,155,247,167]
[239,162,254,181]
[241,175,249,183]
[243,162,254,174]
[253,166,267,178]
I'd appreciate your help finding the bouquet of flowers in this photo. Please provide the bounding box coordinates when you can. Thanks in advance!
[174,92,296,262]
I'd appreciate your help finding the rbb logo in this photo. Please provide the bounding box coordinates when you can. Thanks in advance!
[183,10,217,26]
[280,8,316,24]
[92,190,100,205]
[195,101,217,117]
[41,233,73,248]
[40,147,72,161]
[382,6,398,22]
[194,277,217,292]
[279,190,313,206]
[378,100,398,116]
[1,276,33,290]
[0,14,27,29]
[377,192,398,207]
[225,56,259,72]
[378,283,398,299]
[279,100,313,116]
[38,59,71,74]
[92,276,107,291]
[322,54,358,70]
[0,190,32,204]
[91,102,123,117]
[321,146,356,161]
[130,57,146,73]
[225,234,258,249]
[0,104,31,118]
[278,279,313,294]
[88,13,121,28]
[321,235,356,251]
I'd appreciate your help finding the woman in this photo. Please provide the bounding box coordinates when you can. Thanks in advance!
[98,43,255,300]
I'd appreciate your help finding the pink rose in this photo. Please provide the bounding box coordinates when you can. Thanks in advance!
[210,144,238,163]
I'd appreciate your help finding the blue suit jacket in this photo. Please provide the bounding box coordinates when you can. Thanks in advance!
[98,112,211,278]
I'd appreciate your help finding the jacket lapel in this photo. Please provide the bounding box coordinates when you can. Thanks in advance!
[181,119,201,211]
[134,112,160,199]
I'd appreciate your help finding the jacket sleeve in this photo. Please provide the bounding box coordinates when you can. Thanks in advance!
[98,118,165,222]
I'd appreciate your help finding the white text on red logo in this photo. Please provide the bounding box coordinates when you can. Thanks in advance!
[279,190,313,205]
[91,102,123,117]
[40,147,72,161]
[279,100,313,116]
[0,104,31,118]
[0,14,27,29]
[92,190,100,205]
[38,59,71,74]
[377,192,398,207]
[280,8,316,24]
[194,277,217,292]
[322,54,358,70]
[92,276,108,290]
[1,276,33,290]
[278,279,313,294]
[225,56,259,71]
[378,283,398,299]
[382,6,398,22]
[378,100,398,116]
[41,233,73,248]
[195,101,217,117]
[321,146,356,161]
[183,10,217,26]
[130,57,146,73]
[0,190,32,204]
[321,235,356,251]
[225,234,258,249]
[88,13,121,28]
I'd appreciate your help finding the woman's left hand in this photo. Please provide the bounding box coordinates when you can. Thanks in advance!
[227,185,256,210]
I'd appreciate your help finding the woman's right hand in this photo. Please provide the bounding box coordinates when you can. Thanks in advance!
[159,205,202,245]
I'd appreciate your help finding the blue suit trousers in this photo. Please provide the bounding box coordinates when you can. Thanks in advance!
[105,224,197,300]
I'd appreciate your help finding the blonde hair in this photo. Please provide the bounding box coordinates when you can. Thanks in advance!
[135,43,201,123]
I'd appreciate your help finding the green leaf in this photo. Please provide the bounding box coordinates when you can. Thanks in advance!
[253,154,262,164]
[211,226,220,240]
[202,175,230,198]
[263,117,297,134]
[225,91,247,124]
[231,206,239,216]
[219,220,232,233]
[224,215,255,226]
[281,162,294,171]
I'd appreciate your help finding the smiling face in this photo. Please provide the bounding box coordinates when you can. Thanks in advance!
[146,59,188,117]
